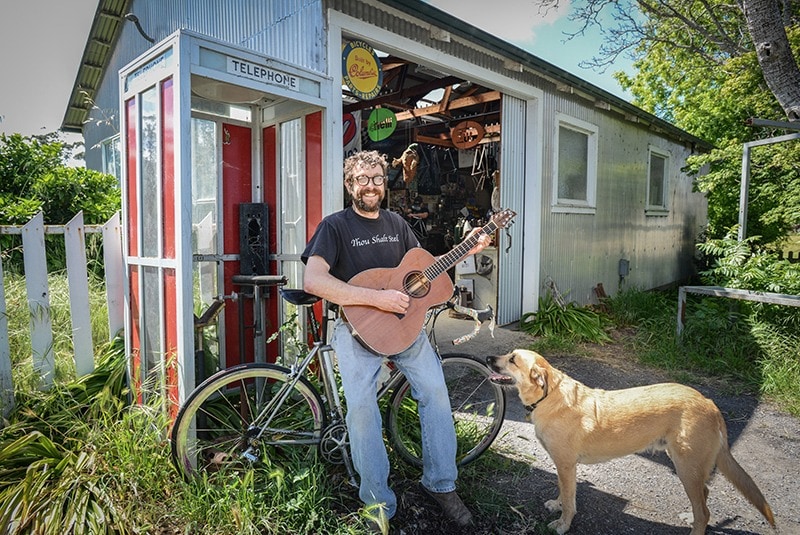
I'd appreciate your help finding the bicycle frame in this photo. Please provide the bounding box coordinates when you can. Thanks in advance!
[172,286,503,484]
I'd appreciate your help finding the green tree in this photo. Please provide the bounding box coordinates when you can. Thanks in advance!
[0,133,121,273]
[543,0,800,122]
[618,24,800,244]
[0,133,64,196]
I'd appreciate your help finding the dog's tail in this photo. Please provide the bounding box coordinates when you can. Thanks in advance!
[716,443,775,527]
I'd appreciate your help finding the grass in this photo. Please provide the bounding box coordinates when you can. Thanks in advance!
[604,287,800,414]
[1,273,798,533]
[3,271,111,392]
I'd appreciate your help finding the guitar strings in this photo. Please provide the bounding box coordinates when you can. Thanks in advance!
[397,210,513,296]
[399,222,499,295]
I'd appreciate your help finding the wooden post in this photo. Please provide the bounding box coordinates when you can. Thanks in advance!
[22,212,55,388]
[0,247,14,417]
[676,286,687,338]
[103,212,124,339]
[65,212,94,376]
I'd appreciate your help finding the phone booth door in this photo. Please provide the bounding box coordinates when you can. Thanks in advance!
[120,43,184,417]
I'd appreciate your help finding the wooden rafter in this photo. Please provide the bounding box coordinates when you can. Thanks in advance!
[415,123,501,148]
[395,90,501,121]
[342,76,463,113]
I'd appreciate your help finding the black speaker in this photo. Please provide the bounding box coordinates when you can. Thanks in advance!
[239,203,270,275]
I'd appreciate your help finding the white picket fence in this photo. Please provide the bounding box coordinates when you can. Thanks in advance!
[0,211,124,417]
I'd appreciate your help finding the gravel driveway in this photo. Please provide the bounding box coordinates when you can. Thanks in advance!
[427,316,800,535]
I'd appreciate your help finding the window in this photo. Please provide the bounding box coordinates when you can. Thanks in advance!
[647,146,670,214]
[100,135,121,182]
[553,114,597,213]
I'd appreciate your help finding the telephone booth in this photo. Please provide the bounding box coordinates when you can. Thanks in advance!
[119,31,329,415]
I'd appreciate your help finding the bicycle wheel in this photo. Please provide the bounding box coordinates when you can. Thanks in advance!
[386,353,506,467]
[171,362,326,480]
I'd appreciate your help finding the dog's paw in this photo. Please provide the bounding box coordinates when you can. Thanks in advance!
[544,499,562,512]
[548,518,571,534]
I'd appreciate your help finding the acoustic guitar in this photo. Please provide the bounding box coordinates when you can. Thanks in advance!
[342,209,516,355]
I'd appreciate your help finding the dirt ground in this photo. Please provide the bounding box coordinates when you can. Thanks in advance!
[385,317,800,535]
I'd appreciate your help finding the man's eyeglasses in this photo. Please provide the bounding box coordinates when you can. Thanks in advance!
[353,174,386,186]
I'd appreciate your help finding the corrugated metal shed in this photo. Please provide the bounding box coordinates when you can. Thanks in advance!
[66,0,712,153]
[63,0,711,317]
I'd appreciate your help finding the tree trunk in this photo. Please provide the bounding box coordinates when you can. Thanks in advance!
[741,0,800,121]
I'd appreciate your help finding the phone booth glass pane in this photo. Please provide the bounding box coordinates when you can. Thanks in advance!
[280,118,305,288]
[142,265,162,391]
[191,117,220,299]
[191,117,221,380]
[141,86,160,258]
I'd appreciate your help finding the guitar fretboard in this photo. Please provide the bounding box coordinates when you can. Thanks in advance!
[423,220,499,281]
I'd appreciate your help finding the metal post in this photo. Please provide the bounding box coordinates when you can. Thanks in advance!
[738,145,750,241]
[676,286,687,338]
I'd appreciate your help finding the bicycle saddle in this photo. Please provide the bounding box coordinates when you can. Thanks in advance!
[279,288,321,306]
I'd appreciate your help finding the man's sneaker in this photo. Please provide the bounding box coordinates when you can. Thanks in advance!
[363,507,390,535]
[365,518,388,535]
[422,487,473,527]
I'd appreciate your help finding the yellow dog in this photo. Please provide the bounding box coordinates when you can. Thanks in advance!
[487,349,775,535]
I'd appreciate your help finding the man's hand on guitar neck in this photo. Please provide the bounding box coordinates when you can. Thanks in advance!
[465,228,492,257]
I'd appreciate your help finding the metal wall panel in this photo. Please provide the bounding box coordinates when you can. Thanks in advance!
[331,0,705,310]
[329,0,537,90]
[537,90,707,306]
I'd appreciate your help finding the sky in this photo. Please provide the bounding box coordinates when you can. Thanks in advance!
[0,0,97,138]
[0,0,633,140]
[425,0,634,99]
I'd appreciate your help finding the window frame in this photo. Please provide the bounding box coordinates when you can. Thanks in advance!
[552,113,598,214]
[646,144,670,216]
[100,135,121,182]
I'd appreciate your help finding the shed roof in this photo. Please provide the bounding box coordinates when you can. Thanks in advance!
[62,0,130,133]
[61,0,711,150]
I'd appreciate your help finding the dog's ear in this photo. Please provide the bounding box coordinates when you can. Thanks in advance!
[530,365,547,391]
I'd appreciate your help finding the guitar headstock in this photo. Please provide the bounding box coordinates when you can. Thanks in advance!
[490,208,517,229]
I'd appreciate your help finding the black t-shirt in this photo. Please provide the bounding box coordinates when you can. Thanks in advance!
[301,207,419,282]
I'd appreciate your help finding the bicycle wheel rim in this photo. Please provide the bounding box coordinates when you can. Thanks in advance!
[171,363,326,480]
[387,353,506,467]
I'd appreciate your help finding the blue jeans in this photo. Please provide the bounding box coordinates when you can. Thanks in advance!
[330,319,458,518]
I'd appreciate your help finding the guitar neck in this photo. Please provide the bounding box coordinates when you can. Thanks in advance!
[424,220,499,281]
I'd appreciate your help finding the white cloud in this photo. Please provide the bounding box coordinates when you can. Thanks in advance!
[425,0,570,43]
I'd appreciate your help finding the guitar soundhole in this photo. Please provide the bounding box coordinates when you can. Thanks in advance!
[403,272,430,298]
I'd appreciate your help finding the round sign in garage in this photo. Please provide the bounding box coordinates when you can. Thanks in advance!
[342,40,383,100]
[367,107,396,142]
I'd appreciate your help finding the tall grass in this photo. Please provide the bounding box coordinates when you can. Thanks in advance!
[605,288,800,415]
[3,271,110,391]
[0,272,409,533]
[2,270,797,533]
[0,335,375,534]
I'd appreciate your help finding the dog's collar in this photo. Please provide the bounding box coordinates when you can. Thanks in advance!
[524,382,549,413]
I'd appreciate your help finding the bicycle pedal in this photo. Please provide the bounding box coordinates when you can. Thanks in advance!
[241,448,260,464]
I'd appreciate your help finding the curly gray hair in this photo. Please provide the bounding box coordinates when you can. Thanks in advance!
[343,150,388,183]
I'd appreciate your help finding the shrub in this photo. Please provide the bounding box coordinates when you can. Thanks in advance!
[520,290,612,344]
[0,133,120,273]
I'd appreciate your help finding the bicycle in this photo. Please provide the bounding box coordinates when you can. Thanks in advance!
[170,284,506,484]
